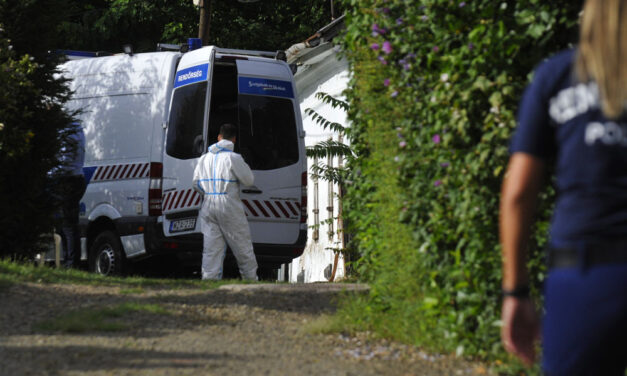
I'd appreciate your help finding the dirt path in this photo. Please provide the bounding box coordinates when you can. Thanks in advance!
[0,282,493,376]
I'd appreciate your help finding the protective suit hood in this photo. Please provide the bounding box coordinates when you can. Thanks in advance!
[208,139,234,154]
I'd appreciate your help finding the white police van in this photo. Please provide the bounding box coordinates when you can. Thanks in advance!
[59,41,308,276]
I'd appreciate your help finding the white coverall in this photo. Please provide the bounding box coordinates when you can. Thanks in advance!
[193,139,258,280]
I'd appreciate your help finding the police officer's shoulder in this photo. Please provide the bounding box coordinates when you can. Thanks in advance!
[533,49,575,81]
[526,48,576,99]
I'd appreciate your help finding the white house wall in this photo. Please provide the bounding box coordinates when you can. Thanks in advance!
[289,56,349,283]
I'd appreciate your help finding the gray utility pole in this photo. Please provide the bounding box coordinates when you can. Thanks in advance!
[198,0,212,46]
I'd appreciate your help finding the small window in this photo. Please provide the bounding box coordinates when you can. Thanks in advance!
[237,95,299,170]
[166,82,207,159]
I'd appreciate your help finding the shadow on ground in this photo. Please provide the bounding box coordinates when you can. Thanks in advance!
[0,280,368,338]
[0,345,252,374]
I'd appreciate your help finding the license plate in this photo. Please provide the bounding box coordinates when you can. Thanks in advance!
[169,218,197,233]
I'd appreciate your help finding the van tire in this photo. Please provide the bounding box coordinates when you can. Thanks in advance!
[89,231,125,276]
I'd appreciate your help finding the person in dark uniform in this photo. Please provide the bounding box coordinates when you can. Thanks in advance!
[499,0,627,374]
[51,122,86,268]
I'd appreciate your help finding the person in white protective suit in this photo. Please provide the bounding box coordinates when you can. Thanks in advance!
[193,123,258,280]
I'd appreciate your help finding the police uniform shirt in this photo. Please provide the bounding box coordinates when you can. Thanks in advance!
[510,49,627,246]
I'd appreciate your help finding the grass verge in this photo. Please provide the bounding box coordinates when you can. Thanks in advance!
[34,302,169,333]
[0,258,255,290]
[302,314,354,335]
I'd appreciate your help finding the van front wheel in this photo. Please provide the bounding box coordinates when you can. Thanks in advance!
[89,231,125,276]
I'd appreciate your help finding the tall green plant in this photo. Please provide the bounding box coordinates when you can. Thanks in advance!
[338,0,580,368]
[304,92,358,266]
[305,92,354,185]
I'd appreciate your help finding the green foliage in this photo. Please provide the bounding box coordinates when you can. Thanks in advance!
[55,0,197,53]
[338,0,580,368]
[0,0,75,59]
[305,109,348,135]
[311,91,350,112]
[53,0,338,53]
[307,139,353,160]
[210,0,337,51]
[0,18,74,258]
[305,92,354,185]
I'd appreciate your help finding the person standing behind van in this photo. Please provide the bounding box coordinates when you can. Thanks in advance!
[193,123,258,280]
[500,0,627,374]
[51,122,86,268]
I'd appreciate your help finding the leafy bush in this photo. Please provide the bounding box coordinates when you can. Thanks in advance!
[339,0,580,367]
[52,0,338,53]
[0,24,74,258]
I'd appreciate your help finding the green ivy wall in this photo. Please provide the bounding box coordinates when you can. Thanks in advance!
[339,0,581,367]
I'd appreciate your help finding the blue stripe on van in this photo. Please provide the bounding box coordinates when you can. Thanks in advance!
[174,63,209,88]
[83,166,97,185]
[238,76,294,99]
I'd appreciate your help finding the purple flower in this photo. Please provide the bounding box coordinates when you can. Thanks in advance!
[383,7,390,14]
[378,56,388,65]
[372,23,386,35]
[440,162,450,168]
[399,141,407,148]
[382,41,393,54]
[384,78,391,87]
[459,2,466,7]
[397,132,404,139]
[371,43,380,50]
[399,58,407,65]
[422,15,429,21]
[434,180,442,187]
[403,63,411,71]
[432,134,441,144]
[432,46,440,52]
[391,91,399,97]
[468,43,474,50]
[394,156,400,162]
[396,17,403,25]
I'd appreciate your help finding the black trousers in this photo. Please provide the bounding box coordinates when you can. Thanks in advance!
[53,175,86,266]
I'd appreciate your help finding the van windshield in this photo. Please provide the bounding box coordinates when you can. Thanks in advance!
[166,82,207,159]
[236,95,299,170]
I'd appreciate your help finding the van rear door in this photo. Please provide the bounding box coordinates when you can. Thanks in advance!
[163,51,307,262]
[162,47,215,237]
[234,59,305,247]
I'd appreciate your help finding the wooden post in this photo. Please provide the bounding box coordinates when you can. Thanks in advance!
[198,0,212,46]
[54,233,61,268]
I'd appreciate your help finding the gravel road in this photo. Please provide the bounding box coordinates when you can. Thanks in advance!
[0,281,494,376]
